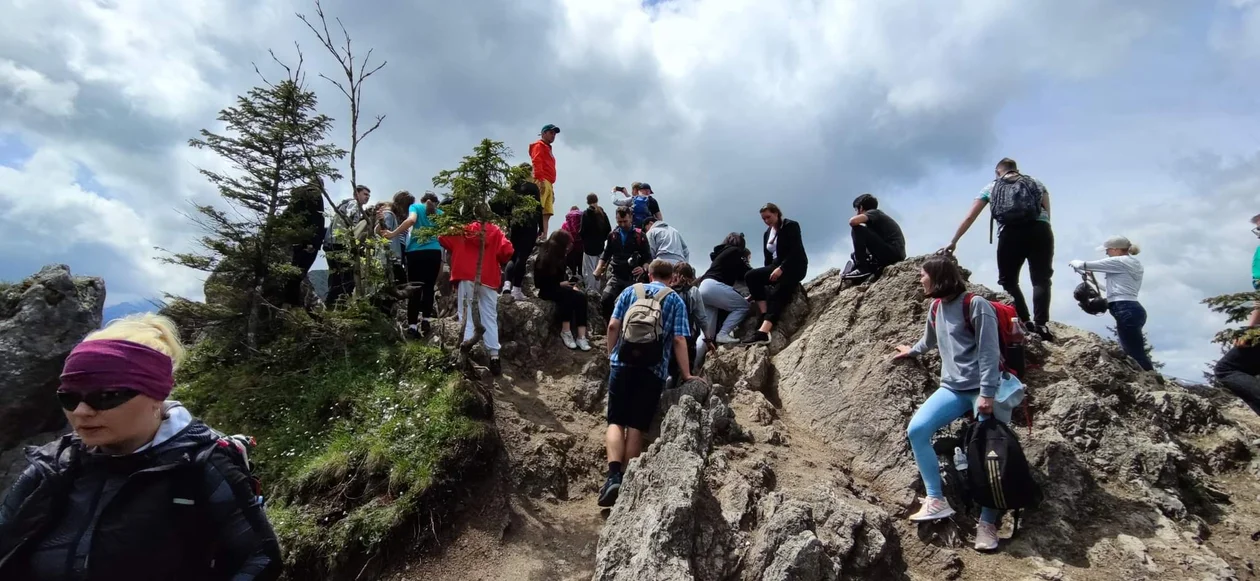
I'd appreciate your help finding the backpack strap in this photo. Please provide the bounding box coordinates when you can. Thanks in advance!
[633,284,646,301]
[929,299,941,325]
[962,293,975,334]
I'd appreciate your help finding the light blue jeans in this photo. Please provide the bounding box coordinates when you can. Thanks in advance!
[907,387,1001,525]
[695,279,751,369]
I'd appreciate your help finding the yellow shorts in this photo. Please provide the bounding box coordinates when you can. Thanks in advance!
[536,179,555,216]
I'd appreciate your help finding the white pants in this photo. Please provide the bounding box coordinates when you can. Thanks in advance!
[457,281,500,356]
[582,253,601,291]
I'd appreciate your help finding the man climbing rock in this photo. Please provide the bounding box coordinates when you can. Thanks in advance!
[530,124,559,240]
[599,259,693,507]
[642,216,690,265]
[594,207,652,319]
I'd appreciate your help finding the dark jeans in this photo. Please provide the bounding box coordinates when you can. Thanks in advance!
[505,231,537,288]
[668,336,698,384]
[996,220,1054,325]
[745,266,803,326]
[548,286,589,329]
[1109,301,1153,371]
[1215,344,1260,416]
[851,225,903,270]
[601,276,633,320]
[285,244,320,306]
[404,249,443,324]
[325,252,355,308]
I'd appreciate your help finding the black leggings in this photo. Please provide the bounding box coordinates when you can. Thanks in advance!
[550,286,589,329]
[996,220,1055,325]
[404,249,442,324]
[851,225,903,269]
[1215,344,1260,416]
[745,266,802,326]
[505,232,537,288]
[285,244,320,306]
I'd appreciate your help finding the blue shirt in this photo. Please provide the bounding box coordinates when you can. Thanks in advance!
[610,281,691,380]
[406,204,442,252]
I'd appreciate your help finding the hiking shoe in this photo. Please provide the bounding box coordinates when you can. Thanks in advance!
[715,333,740,345]
[420,320,431,336]
[597,473,623,507]
[501,282,512,295]
[510,288,527,301]
[576,337,592,351]
[406,326,421,340]
[1033,323,1056,343]
[842,267,874,281]
[561,330,578,349]
[908,497,955,522]
[974,521,999,551]
[741,331,770,346]
[489,358,502,376]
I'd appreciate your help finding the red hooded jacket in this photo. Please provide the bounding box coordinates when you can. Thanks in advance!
[440,221,515,290]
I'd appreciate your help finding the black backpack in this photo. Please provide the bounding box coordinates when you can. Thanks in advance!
[962,419,1043,535]
[988,173,1043,240]
[1073,272,1109,315]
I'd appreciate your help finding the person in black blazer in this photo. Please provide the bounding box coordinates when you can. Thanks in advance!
[743,203,808,344]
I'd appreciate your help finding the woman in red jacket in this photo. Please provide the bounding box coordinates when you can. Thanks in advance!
[439,211,515,376]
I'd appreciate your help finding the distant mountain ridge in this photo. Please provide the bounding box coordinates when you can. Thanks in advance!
[102,300,159,326]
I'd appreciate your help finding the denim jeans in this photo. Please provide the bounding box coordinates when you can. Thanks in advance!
[907,387,1001,524]
[1109,301,1153,371]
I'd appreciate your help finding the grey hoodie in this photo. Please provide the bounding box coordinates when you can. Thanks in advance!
[908,294,1002,398]
[646,221,690,264]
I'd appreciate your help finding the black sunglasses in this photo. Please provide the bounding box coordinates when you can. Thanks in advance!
[56,389,141,412]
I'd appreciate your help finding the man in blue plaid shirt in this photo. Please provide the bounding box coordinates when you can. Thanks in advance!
[598,259,694,507]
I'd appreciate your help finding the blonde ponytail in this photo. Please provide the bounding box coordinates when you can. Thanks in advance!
[1127,243,1141,256]
[84,313,187,370]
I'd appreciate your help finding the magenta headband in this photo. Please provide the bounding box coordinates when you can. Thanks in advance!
[59,339,174,401]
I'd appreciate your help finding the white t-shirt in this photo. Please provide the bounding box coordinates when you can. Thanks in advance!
[766,229,779,261]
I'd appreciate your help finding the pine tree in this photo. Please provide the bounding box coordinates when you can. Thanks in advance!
[1202,290,1260,347]
[166,69,343,348]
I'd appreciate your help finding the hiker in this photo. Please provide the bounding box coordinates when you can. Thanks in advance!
[376,191,414,289]
[669,262,709,380]
[562,205,585,279]
[697,233,752,362]
[534,230,592,351]
[643,216,690,265]
[892,255,1004,552]
[439,205,515,376]
[386,192,444,337]
[743,203,808,345]
[530,124,559,239]
[501,168,544,300]
[599,259,694,507]
[0,314,282,580]
[1069,236,1154,371]
[1212,214,1260,415]
[844,193,906,282]
[945,158,1055,341]
[594,207,652,319]
[612,182,661,229]
[323,185,372,308]
[280,180,325,308]
[580,193,612,291]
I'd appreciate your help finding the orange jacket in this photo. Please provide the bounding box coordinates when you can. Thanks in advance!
[439,221,515,289]
[529,140,556,183]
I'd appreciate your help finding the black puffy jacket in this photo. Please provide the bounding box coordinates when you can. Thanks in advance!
[0,404,282,581]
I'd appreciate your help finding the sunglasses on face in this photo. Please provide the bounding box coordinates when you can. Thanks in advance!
[56,389,141,412]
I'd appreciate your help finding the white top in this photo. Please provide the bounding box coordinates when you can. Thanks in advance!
[1080,255,1143,303]
[766,229,779,261]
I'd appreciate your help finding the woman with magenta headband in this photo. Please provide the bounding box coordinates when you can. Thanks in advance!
[0,314,282,581]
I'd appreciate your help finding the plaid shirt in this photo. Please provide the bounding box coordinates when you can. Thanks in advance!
[610,281,691,380]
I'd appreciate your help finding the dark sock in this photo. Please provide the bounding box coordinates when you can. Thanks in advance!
[608,461,623,477]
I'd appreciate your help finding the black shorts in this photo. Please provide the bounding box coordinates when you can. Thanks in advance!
[607,365,666,431]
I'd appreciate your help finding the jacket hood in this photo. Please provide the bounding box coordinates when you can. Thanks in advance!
[710,243,732,260]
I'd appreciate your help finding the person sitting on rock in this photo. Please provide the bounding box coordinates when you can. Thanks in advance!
[698,233,753,353]
[1069,236,1154,372]
[439,204,515,376]
[669,262,709,380]
[893,255,1004,552]
[843,193,906,283]
[599,259,694,508]
[743,203,808,346]
[593,206,652,319]
[0,314,282,580]
[535,230,592,352]
[1213,213,1260,416]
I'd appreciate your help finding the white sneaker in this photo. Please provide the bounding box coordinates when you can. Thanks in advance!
[561,330,577,349]
[974,521,999,551]
[576,337,592,351]
[908,496,955,522]
[501,282,512,294]
[511,288,526,301]
[715,333,740,345]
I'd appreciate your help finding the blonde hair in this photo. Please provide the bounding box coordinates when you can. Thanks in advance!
[1126,243,1141,255]
[85,313,187,370]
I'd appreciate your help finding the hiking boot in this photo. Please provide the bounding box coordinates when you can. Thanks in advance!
[597,473,623,507]
[1033,323,1056,343]
[842,267,874,281]
[561,330,578,350]
[420,320,431,336]
[715,332,740,345]
[511,288,527,301]
[974,521,999,551]
[576,336,592,351]
[406,326,421,340]
[489,358,502,376]
[908,496,955,522]
[741,331,771,346]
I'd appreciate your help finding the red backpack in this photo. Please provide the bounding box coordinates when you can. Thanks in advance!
[929,293,1024,375]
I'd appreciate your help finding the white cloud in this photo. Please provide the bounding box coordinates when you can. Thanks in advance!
[0,59,77,116]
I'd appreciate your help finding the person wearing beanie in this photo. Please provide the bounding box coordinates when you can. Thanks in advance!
[1069,236,1154,371]
[0,314,282,580]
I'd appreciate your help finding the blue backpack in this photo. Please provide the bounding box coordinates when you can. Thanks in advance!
[632,195,652,228]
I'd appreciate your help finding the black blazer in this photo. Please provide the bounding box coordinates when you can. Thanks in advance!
[762,218,807,280]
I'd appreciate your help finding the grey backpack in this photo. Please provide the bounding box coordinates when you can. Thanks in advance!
[989,173,1043,239]
[618,284,674,367]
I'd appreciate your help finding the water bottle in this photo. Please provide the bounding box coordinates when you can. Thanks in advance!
[953,447,968,471]
[1006,316,1027,377]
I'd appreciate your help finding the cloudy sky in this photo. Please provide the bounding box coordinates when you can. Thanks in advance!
[1,0,1258,380]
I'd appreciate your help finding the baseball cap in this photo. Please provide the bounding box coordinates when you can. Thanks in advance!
[1097,236,1132,252]
[638,182,653,192]
[541,124,560,134]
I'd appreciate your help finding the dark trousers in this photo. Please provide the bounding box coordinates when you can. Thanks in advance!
[566,246,584,279]
[851,225,903,270]
[669,336,698,383]
[601,276,633,319]
[505,231,537,288]
[404,249,443,324]
[549,286,589,329]
[1109,301,1153,371]
[996,220,1054,325]
[745,266,802,325]
[325,252,355,308]
[1215,344,1260,416]
[285,244,320,306]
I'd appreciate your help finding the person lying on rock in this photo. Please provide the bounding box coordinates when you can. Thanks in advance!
[599,259,694,508]
[0,314,282,580]
[743,202,808,346]
[535,229,593,351]
[893,255,1004,552]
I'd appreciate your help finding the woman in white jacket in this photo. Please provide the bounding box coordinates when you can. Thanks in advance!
[1069,236,1153,371]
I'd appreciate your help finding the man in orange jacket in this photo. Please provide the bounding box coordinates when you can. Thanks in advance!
[439,216,515,375]
[530,124,559,240]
